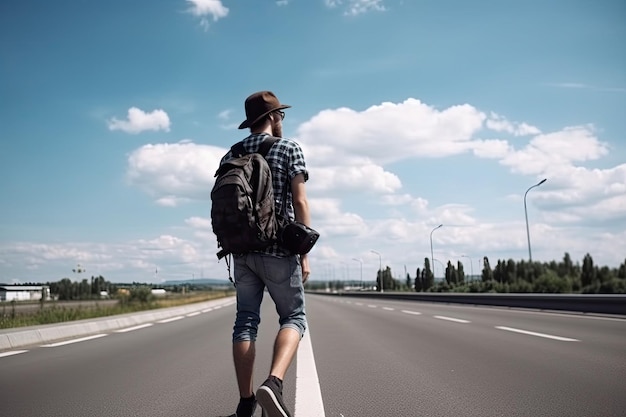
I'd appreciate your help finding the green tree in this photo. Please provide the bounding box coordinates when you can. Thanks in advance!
[423,258,434,291]
[482,257,493,282]
[581,253,596,288]
[457,261,465,285]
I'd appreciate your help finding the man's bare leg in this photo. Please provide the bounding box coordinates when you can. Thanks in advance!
[269,328,301,380]
[233,341,255,397]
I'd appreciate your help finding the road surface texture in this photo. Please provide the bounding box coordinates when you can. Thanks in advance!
[1,294,624,416]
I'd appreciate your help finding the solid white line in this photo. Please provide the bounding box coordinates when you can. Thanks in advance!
[383,307,395,311]
[115,323,153,333]
[158,316,185,323]
[295,327,325,416]
[0,350,28,358]
[186,312,201,317]
[434,315,470,324]
[402,310,422,315]
[42,334,107,347]
[496,326,580,342]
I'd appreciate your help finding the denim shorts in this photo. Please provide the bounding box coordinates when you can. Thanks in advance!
[232,253,307,343]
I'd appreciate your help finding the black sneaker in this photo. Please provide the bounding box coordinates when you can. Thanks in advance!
[235,394,257,417]
[256,377,292,417]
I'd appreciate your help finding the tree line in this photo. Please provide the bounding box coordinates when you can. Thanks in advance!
[306,253,626,294]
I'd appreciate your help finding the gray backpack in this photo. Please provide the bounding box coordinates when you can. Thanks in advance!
[211,137,279,260]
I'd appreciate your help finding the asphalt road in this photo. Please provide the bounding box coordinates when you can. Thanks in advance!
[0,294,624,417]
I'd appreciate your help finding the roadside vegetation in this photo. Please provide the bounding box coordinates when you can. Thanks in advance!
[306,252,626,294]
[0,281,234,329]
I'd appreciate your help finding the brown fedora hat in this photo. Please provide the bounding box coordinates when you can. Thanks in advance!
[238,91,291,129]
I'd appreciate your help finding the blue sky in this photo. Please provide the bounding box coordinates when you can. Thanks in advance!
[1,0,624,284]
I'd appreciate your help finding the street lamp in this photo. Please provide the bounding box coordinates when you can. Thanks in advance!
[461,255,473,282]
[430,224,443,280]
[352,258,363,290]
[524,179,547,263]
[370,250,383,292]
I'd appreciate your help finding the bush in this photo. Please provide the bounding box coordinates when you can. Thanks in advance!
[533,271,572,293]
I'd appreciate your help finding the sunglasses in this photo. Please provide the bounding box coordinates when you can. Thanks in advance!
[275,110,285,120]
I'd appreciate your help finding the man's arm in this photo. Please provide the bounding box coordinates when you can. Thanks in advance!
[291,173,311,282]
[291,173,310,226]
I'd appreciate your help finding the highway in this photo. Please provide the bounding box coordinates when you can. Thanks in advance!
[0,294,624,417]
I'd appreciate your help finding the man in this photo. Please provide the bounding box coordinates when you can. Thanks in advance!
[221,91,311,417]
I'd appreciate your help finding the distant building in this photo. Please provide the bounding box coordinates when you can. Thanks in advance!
[0,285,50,302]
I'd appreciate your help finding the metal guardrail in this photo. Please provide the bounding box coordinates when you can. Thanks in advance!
[310,291,626,316]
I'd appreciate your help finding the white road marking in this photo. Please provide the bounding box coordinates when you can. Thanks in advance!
[383,307,395,311]
[367,304,377,308]
[186,312,201,317]
[295,327,325,416]
[434,315,470,324]
[0,350,28,358]
[42,334,107,347]
[355,302,363,306]
[402,310,422,315]
[158,316,185,324]
[213,306,222,310]
[496,326,580,342]
[202,308,214,313]
[115,323,153,333]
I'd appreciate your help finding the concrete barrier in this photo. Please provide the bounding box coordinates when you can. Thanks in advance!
[311,292,626,316]
[0,296,236,351]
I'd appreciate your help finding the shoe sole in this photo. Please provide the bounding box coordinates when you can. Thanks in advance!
[256,386,290,417]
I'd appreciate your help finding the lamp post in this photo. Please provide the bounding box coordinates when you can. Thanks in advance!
[461,255,473,282]
[370,250,383,292]
[524,179,547,263]
[430,224,443,280]
[352,258,363,290]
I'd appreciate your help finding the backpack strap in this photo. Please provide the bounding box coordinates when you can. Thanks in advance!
[258,136,279,157]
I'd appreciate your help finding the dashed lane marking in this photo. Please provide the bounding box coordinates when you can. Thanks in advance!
[0,350,28,358]
[42,334,108,347]
[115,323,153,333]
[434,315,471,324]
[383,307,395,311]
[495,326,580,342]
[401,310,422,315]
[157,316,185,324]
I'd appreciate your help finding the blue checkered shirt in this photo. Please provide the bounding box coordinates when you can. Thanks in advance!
[219,133,309,257]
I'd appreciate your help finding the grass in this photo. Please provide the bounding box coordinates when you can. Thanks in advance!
[0,290,235,329]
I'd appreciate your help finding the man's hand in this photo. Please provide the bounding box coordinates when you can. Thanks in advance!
[301,254,310,284]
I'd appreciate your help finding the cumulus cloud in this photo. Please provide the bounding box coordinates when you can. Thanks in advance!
[298,98,485,165]
[500,125,609,176]
[126,141,224,205]
[187,0,229,30]
[108,107,171,134]
[486,112,541,136]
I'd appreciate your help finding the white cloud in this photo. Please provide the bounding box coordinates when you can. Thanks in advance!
[108,107,171,134]
[126,141,223,205]
[486,112,541,136]
[187,0,229,30]
[500,125,609,176]
[325,0,387,15]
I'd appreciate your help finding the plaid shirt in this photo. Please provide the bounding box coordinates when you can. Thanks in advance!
[219,133,309,257]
